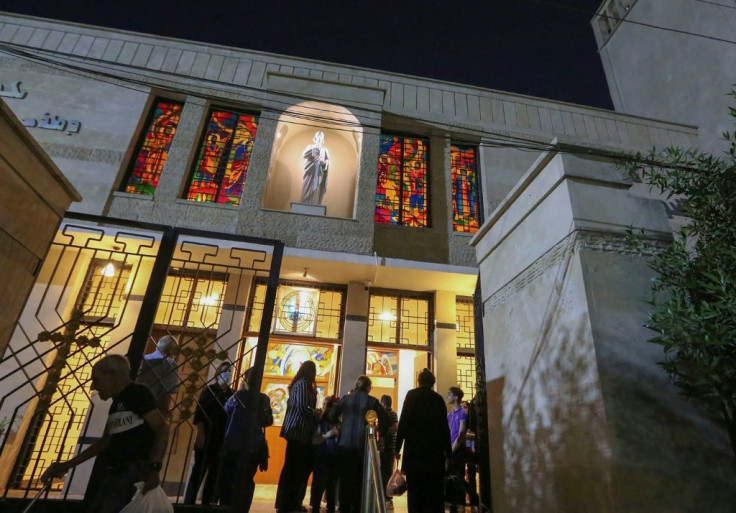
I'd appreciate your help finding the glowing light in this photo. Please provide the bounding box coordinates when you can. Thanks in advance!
[379,311,396,322]
[100,263,116,277]
[200,292,220,306]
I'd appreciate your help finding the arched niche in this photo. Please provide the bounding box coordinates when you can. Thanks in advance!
[262,101,363,218]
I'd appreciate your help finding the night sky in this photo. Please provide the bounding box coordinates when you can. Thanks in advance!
[0,0,613,109]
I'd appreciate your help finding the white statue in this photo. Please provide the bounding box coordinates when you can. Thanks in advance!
[300,131,330,204]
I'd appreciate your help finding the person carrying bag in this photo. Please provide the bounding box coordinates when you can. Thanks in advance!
[217,368,273,512]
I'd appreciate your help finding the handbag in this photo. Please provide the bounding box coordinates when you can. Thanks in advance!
[386,468,407,497]
[120,482,174,513]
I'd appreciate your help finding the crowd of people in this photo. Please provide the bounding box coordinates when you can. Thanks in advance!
[42,335,482,513]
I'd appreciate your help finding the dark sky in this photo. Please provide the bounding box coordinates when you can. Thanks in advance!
[1,0,613,109]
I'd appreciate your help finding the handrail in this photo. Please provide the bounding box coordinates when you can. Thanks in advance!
[360,410,387,513]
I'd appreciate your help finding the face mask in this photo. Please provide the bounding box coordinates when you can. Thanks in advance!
[218,371,232,385]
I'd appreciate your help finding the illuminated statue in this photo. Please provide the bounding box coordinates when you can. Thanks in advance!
[300,131,330,204]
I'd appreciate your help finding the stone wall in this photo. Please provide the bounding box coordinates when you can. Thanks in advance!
[0,99,80,356]
[473,151,736,511]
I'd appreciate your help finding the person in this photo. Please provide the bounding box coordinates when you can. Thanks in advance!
[446,386,469,513]
[309,395,340,513]
[41,354,169,513]
[396,368,451,513]
[379,394,399,510]
[300,131,330,205]
[463,399,480,508]
[137,334,179,414]
[333,375,389,513]
[275,360,321,513]
[183,361,234,505]
[218,367,273,513]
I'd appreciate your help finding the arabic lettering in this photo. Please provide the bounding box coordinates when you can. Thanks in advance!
[0,81,27,99]
[20,113,81,134]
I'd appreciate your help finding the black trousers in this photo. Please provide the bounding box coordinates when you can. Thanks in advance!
[406,468,444,513]
[218,449,260,513]
[380,450,395,499]
[275,439,315,512]
[338,448,364,513]
[184,445,222,505]
[310,454,338,513]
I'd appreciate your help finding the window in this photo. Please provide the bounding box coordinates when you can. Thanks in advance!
[451,145,481,233]
[75,259,132,323]
[185,108,259,205]
[123,99,183,195]
[153,271,228,330]
[456,297,476,399]
[375,134,429,227]
[368,292,431,346]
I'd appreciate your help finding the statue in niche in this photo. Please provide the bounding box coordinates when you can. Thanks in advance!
[300,131,330,205]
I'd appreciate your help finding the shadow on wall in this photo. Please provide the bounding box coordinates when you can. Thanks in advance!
[484,236,615,513]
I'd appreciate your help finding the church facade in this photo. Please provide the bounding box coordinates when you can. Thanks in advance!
[0,10,733,511]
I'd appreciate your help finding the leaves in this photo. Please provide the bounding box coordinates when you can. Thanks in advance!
[619,91,736,446]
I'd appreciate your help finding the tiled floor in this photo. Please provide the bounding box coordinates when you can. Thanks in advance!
[247,484,478,512]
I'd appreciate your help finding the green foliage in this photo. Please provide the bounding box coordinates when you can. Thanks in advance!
[620,92,736,456]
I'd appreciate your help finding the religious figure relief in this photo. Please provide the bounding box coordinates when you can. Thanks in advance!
[300,131,330,204]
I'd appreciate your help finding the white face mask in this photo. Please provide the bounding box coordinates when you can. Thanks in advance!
[218,371,232,385]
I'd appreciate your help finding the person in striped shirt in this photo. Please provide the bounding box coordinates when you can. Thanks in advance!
[275,360,321,513]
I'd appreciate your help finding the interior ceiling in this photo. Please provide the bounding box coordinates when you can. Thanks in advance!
[279,253,477,296]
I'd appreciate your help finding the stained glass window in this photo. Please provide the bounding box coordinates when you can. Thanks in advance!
[451,145,481,233]
[123,99,183,195]
[375,134,429,227]
[185,109,259,205]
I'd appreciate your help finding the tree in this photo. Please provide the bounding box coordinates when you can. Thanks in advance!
[622,92,736,458]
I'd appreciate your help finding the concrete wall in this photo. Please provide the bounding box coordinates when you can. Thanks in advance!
[473,151,736,511]
[593,0,736,153]
[0,100,79,356]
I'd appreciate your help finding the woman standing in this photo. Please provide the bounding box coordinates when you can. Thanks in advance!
[275,360,320,513]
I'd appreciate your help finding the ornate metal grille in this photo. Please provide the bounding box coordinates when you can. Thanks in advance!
[0,214,282,502]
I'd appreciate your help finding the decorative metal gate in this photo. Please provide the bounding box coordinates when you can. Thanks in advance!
[0,213,283,501]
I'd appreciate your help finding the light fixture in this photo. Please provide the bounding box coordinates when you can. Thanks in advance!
[200,292,220,306]
[100,263,116,277]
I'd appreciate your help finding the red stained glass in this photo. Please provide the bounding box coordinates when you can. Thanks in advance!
[124,100,182,195]
[375,134,428,227]
[185,109,259,206]
[451,145,481,233]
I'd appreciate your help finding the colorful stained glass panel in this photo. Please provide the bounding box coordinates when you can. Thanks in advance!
[186,110,258,205]
[366,350,398,376]
[375,134,428,227]
[124,100,182,195]
[263,342,335,378]
[451,145,481,233]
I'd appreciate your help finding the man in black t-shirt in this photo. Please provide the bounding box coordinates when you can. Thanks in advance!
[43,354,169,513]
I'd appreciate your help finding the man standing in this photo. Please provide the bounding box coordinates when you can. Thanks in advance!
[396,369,451,513]
[184,361,234,505]
[42,354,169,513]
[137,334,179,414]
[333,375,389,513]
[447,386,469,513]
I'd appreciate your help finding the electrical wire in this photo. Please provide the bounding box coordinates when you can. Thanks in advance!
[0,42,709,172]
[532,0,736,45]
